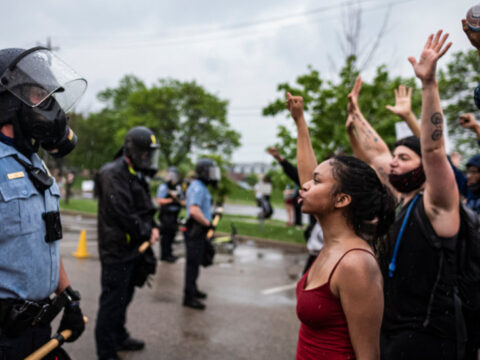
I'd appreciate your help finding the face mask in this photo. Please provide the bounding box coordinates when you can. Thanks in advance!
[388,165,426,193]
[19,97,77,158]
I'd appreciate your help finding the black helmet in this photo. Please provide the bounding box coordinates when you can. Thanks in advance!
[195,158,221,186]
[0,47,86,158]
[124,126,160,174]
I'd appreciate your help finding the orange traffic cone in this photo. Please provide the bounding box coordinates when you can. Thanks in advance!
[73,230,91,258]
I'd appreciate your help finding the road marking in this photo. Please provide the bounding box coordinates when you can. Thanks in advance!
[261,283,297,295]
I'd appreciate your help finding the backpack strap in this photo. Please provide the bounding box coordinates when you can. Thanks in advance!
[388,194,420,278]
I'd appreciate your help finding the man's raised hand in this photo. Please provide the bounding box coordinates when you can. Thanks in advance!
[347,75,362,114]
[286,92,304,121]
[386,85,413,118]
[408,30,452,85]
[459,113,478,129]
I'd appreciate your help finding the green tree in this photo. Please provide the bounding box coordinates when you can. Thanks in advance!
[263,57,421,163]
[68,75,241,171]
[124,78,241,166]
[438,49,480,160]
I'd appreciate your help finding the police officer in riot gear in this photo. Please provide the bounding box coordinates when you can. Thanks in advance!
[95,126,160,360]
[183,158,221,310]
[157,166,185,262]
[0,47,86,359]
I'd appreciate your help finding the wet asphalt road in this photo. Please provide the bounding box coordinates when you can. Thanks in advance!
[51,215,307,360]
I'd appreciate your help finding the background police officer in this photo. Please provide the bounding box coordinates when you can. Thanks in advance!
[183,158,221,310]
[95,126,160,360]
[157,166,185,263]
[0,47,87,359]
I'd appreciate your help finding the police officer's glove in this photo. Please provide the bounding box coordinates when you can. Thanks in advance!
[57,287,85,342]
[208,222,216,232]
[213,211,223,220]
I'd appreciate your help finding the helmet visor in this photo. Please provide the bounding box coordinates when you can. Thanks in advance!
[165,170,179,184]
[1,48,87,112]
[138,148,160,173]
[209,166,221,181]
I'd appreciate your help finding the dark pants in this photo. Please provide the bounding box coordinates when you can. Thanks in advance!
[95,260,137,358]
[160,213,178,259]
[0,323,52,360]
[184,221,206,299]
[381,330,456,360]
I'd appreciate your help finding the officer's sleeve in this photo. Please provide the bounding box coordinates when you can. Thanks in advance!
[102,171,152,241]
[157,183,168,199]
[190,184,205,207]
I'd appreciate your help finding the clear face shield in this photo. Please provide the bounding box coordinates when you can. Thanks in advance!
[0,47,87,112]
[209,166,221,182]
[137,147,160,173]
[165,169,179,184]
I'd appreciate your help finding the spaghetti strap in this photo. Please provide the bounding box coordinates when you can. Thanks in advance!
[327,248,376,284]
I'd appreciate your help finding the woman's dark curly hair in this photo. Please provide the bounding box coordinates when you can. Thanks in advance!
[329,155,396,251]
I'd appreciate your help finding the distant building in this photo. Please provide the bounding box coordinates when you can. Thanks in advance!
[227,162,274,181]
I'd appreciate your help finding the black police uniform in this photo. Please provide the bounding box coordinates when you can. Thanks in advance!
[95,155,156,359]
[158,182,184,261]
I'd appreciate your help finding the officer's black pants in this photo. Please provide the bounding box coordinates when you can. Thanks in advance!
[381,329,456,360]
[0,323,52,360]
[160,225,177,259]
[184,226,206,299]
[95,259,137,358]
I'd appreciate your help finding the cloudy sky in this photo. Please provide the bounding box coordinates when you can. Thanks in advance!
[2,0,476,163]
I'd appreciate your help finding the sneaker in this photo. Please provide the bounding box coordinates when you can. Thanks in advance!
[183,298,206,310]
[117,337,145,351]
[194,289,207,299]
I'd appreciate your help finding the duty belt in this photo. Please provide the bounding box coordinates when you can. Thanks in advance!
[0,297,64,337]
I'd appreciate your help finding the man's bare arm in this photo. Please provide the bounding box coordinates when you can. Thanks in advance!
[408,30,459,237]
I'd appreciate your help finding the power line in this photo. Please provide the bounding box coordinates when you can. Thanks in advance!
[66,0,413,50]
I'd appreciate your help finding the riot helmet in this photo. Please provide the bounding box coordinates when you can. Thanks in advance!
[195,158,221,186]
[0,47,87,157]
[124,126,160,175]
[165,166,180,185]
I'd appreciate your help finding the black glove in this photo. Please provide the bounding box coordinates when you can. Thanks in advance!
[213,211,223,220]
[57,304,85,342]
[57,287,85,342]
[208,222,216,232]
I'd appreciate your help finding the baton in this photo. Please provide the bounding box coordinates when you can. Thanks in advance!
[206,207,223,240]
[25,316,88,360]
[138,241,150,254]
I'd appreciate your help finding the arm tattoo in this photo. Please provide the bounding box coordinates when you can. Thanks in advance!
[430,112,443,141]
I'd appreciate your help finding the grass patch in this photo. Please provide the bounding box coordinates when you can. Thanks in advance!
[59,198,303,243]
[216,214,305,244]
[60,198,97,214]
[224,185,285,208]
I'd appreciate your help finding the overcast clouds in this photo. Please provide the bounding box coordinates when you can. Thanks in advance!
[1,0,476,163]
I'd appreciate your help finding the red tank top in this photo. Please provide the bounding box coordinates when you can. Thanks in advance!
[296,248,376,360]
